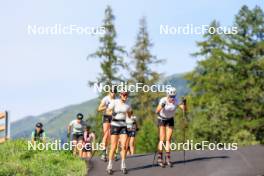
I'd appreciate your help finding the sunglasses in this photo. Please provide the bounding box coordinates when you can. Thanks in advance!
[169,95,176,98]
[121,93,128,97]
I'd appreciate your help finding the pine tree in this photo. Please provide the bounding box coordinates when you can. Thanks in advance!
[186,5,264,144]
[130,17,164,124]
[87,6,127,143]
[88,5,127,87]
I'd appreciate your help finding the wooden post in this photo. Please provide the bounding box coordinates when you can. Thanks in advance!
[5,111,8,140]
[0,111,9,143]
[0,112,5,119]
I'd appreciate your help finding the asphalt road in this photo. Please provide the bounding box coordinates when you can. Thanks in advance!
[87,145,264,176]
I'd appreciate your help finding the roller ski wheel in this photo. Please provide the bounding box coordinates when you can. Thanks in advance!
[157,160,165,168]
[121,168,128,174]
[101,155,107,162]
[166,161,173,167]
[106,169,113,175]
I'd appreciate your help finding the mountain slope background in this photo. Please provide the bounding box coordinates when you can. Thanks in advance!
[11,74,188,140]
[11,99,99,140]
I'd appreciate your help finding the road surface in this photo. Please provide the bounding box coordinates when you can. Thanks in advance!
[87,145,264,176]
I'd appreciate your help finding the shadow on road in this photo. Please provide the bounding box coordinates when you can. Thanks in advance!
[127,153,154,159]
[172,155,229,165]
[128,155,229,172]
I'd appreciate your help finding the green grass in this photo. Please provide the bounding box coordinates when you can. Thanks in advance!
[0,140,86,176]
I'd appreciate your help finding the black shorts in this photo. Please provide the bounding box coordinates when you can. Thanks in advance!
[157,118,174,127]
[82,144,92,152]
[127,130,136,137]
[72,133,83,141]
[103,115,112,123]
[110,126,127,135]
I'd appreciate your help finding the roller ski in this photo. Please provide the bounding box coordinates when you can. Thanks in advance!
[157,159,165,168]
[101,154,107,162]
[106,169,113,175]
[166,161,173,167]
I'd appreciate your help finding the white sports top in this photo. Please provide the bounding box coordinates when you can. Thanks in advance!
[126,115,137,129]
[158,97,178,119]
[108,99,131,127]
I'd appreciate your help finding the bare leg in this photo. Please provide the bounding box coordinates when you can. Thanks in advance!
[78,140,83,157]
[82,151,87,158]
[125,136,131,155]
[87,151,92,159]
[165,126,173,152]
[157,126,166,167]
[107,135,119,171]
[72,140,77,155]
[129,137,135,155]
[165,126,173,166]
[109,135,119,160]
[158,126,166,151]
[119,134,128,161]
[102,123,111,151]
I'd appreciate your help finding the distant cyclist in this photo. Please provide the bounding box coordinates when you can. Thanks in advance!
[31,122,46,143]
[106,89,132,174]
[125,113,138,155]
[82,125,96,159]
[67,113,86,157]
[155,87,185,167]
[97,86,117,161]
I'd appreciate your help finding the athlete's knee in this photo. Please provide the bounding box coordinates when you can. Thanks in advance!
[166,139,171,143]
[110,144,117,152]
[72,140,77,145]
[159,140,166,148]
[159,139,165,144]
[159,135,165,140]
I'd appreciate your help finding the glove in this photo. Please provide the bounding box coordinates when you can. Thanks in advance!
[182,97,187,105]
[136,128,140,131]
[131,116,136,119]
[112,111,117,116]
[161,103,166,108]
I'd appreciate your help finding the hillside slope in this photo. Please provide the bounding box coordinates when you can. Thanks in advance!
[11,98,98,140]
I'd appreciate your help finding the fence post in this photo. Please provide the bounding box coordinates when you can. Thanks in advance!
[0,111,9,143]
[5,111,9,140]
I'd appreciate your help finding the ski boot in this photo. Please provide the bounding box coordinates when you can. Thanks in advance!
[101,154,107,162]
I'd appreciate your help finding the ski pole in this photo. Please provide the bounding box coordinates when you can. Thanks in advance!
[183,110,186,164]
[181,97,187,164]
[152,123,160,166]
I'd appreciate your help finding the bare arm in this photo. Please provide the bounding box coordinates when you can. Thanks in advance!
[67,125,72,134]
[97,100,107,112]
[156,104,163,114]
[105,106,113,116]
[179,104,185,111]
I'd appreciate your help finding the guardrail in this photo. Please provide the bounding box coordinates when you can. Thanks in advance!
[0,111,9,143]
